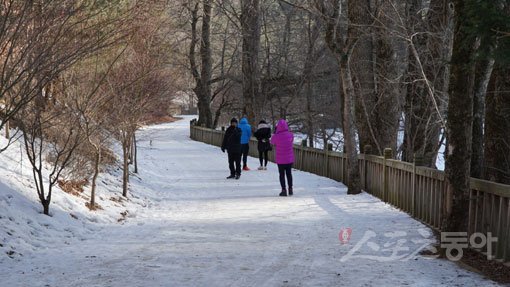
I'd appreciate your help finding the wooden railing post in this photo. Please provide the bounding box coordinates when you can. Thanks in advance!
[363,145,372,190]
[325,143,333,177]
[342,146,347,184]
[412,154,424,217]
[383,148,393,202]
[189,119,195,140]
[300,140,307,170]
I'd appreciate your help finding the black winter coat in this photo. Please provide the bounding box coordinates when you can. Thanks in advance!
[254,124,271,152]
[221,126,242,153]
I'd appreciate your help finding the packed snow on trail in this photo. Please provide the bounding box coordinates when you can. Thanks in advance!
[0,117,500,286]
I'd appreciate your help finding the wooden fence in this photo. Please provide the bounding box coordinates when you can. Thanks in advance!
[190,124,510,262]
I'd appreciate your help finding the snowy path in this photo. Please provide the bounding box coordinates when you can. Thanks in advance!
[1,117,498,286]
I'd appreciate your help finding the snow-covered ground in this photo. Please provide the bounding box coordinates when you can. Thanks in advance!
[0,129,149,260]
[0,117,499,286]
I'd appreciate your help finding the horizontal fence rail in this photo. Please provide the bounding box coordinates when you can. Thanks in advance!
[190,124,510,262]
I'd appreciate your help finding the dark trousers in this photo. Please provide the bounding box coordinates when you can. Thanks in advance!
[278,164,293,189]
[228,152,241,176]
[259,150,268,167]
[241,144,249,167]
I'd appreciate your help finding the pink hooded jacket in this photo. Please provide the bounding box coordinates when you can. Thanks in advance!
[270,119,294,164]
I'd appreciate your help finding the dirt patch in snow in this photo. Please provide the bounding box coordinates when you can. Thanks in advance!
[458,248,510,284]
[143,115,181,125]
[421,243,510,284]
[58,179,87,197]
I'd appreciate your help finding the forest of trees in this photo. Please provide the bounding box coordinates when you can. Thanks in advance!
[179,0,510,230]
[0,1,184,214]
[0,0,509,233]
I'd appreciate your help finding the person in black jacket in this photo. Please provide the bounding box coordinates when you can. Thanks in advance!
[221,118,242,179]
[253,120,271,170]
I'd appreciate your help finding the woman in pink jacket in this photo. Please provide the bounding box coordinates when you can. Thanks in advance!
[270,119,294,196]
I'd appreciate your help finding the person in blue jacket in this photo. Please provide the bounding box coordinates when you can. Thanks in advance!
[239,117,252,170]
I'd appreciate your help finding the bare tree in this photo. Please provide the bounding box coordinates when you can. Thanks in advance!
[315,0,362,194]
[105,17,175,197]
[241,0,262,124]
[0,1,126,152]
[70,54,125,210]
[443,0,478,232]
[484,65,510,184]
[186,1,214,127]
[19,81,86,215]
[401,0,452,167]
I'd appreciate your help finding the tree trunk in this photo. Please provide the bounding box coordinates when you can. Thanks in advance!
[241,0,261,125]
[197,97,213,127]
[302,16,320,149]
[40,179,51,216]
[128,135,134,165]
[443,0,477,232]
[305,86,314,148]
[351,0,377,154]
[122,139,129,197]
[212,103,223,129]
[470,56,494,178]
[402,94,442,167]
[90,147,101,209]
[189,1,213,128]
[484,66,510,184]
[5,120,9,139]
[373,1,406,155]
[43,200,49,216]
[340,58,362,195]
[198,0,213,127]
[320,0,363,194]
[133,133,138,174]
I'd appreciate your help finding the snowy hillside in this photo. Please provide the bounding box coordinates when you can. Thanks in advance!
[0,130,148,261]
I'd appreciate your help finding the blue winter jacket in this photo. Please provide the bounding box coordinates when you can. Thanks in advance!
[239,118,252,144]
